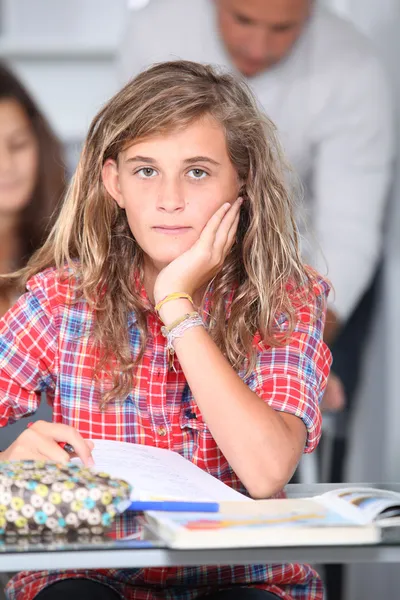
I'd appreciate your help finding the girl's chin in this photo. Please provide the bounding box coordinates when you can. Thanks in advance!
[145,252,186,271]
[148,246,193,264]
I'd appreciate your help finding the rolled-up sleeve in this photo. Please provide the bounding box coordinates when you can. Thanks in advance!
[246,277,331,453]
[0,283,57,427]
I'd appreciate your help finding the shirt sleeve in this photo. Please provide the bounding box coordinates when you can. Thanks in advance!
[309,51,395,321]
[246,277,331,453]
[0,279,57,428]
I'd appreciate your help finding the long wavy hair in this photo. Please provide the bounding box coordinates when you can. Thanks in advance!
[8,60,320,406]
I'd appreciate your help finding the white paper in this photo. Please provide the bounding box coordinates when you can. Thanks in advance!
[78,440,248,502]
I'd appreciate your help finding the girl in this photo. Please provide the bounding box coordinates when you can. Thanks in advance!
[0,61,330,600]
[0,62,66,315]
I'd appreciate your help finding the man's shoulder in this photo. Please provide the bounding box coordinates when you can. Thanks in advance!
[312,6,380,71]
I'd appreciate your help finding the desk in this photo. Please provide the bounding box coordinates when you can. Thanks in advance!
[1,483,400,572]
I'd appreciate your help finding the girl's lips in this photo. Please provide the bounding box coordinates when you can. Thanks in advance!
[153,227,191,235]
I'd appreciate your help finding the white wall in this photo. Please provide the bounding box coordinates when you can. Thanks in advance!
[0,0,127,145]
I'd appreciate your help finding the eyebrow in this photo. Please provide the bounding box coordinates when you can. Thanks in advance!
[233,10,296,30]
[233,11,257,25]
[125,155,156,164]
[270,21,297,30]
[183,156,221,166]
[125,155,221,166]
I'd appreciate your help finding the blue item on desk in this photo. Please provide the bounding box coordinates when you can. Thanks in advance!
[128,500,219,512]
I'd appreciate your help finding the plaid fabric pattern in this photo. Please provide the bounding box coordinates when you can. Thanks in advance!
[1,267,331,600]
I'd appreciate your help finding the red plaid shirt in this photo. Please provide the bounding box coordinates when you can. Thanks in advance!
[0,267,331,600]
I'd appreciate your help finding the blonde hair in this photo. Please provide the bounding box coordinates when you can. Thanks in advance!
[8,60,320,406]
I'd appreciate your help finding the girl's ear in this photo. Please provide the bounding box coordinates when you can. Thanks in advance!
[102,158,125,209]
[238,177,247,196]
[238,184,247,201]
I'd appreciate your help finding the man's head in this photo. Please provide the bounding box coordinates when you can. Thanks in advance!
[215,0,313,77]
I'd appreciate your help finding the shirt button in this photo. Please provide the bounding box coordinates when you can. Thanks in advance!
[157,426,167,437]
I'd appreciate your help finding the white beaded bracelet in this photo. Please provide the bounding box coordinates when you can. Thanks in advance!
[161,312,204,371]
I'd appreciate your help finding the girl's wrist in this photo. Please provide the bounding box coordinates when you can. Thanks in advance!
[158,298,194,327]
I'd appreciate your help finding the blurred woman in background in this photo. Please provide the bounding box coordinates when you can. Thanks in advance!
[0,62,66,315]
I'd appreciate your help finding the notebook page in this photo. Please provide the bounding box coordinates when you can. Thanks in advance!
[84,440,248,502]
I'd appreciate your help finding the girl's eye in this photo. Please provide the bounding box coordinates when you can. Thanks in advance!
[187,168,207,180]
[136,167,157,178]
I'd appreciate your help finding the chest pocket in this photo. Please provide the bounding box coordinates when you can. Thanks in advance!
[177,384,241,486]
[179,383,207,433]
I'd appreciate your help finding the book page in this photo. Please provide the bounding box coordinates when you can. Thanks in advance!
[78,440,248,503]
[318,487,400,523]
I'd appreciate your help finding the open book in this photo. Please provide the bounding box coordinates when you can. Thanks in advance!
[79,439,248,511]
[144,486,400,548]
[76,442,400,547]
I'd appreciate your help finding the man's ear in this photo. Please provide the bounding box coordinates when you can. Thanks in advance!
[102,158,125,208]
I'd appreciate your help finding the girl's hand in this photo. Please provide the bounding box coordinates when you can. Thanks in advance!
[154,197,242,304]
[0,420,95,466]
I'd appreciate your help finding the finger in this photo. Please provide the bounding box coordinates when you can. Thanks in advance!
[24,427,71,463]
[69,439,95,460]
[9,428,70,463]
[199,202,231,246]
[36,438,71,464]
[31,421,94,466]
[26,450,49,461]
[5,445,45,462]
[214,198,242,253]
[223,210,240,255]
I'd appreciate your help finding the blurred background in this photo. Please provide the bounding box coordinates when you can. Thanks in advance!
[0,1,399,599]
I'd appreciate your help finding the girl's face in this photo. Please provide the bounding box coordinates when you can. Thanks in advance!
[0,99,39,219]
[103,115,241,272]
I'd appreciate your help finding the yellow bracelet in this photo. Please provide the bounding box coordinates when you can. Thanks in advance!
[155,292,193,313]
